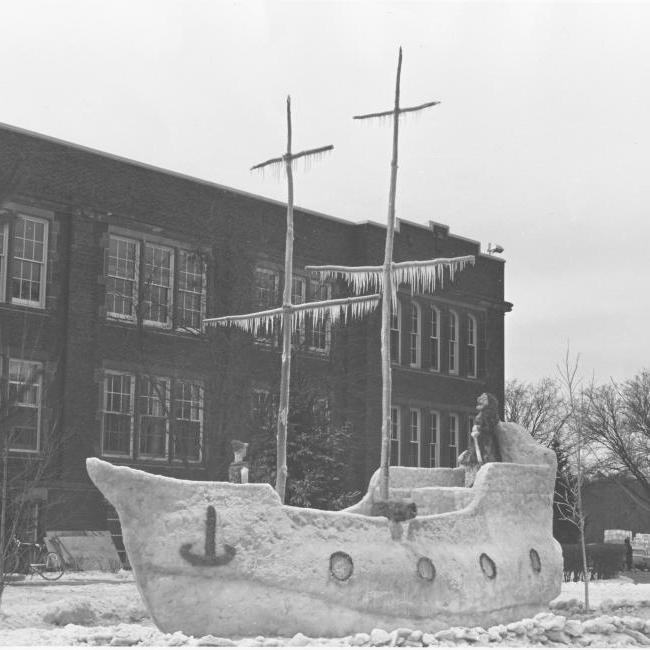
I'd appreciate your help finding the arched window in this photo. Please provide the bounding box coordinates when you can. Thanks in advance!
[466,314,477,378]
[409,302,421,368]
[448,310,459,374]
[390,301,401,364]
[429,305,440,371]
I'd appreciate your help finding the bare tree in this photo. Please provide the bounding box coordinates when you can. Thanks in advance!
[0,354,63,606]
[555,349,591,610]
[582,371,650,510]
[505,377,567,446]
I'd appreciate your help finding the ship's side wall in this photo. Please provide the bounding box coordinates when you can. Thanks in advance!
[87,457,562,637]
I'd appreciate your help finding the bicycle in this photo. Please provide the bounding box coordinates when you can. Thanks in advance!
[4,536,65,581]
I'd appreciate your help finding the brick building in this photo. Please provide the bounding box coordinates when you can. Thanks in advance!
[0,123,511,542]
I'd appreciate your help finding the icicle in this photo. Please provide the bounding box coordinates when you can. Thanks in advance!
[307,255,474,298]
[204,295,380,337]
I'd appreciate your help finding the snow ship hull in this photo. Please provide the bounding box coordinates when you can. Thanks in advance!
[86,421,562,638]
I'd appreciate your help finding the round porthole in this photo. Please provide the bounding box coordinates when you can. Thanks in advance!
[330,552,353,581]
[530,548,542,573]
[479,553,497,579]
[417,557,436,581]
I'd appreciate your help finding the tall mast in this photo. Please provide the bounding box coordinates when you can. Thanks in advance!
[206,98,380,504]
[353,47,440,500]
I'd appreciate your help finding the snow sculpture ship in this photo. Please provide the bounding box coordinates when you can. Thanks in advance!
[86,419,562,638]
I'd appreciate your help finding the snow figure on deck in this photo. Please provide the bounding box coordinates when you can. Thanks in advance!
[459,392,502,487]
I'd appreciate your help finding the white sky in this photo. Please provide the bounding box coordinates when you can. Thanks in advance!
[1,0,648,384]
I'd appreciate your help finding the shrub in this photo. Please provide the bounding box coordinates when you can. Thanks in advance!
[561,543,625,581]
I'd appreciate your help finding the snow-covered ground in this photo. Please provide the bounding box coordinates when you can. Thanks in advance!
[2,571,650,646]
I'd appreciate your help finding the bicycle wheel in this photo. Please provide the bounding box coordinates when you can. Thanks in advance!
[37,551,64,581]
[3,552,20,575]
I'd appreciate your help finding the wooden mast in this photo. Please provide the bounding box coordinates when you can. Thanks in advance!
[247,97,333,503]
[353,47,440,501]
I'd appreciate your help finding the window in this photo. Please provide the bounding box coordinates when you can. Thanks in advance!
[306,280,332,352]
[102,372,135,457]
[11,215,48,309]
[390,407,400,465]
[291,277,307,343]
[8,359,42,452]
[174,380,203,462]
[106,237,139,321]
[390,301,401,363]
[101,372,203,462]
[255,268,279,308]
[467,315,477,378]
[177,251,205,331]
[409,302,421,368]
[428,411,440,467]
[468,414,476,454]
[408,409,421,467]
[0,224,8,302]
[448,311,458,374]
[105,234,206,330]
[254,267,280,341]
[251,389,277,429]
[143,244,173,327]
[429,306,440,371]
[448,413,458,467]
[138,377,169,460]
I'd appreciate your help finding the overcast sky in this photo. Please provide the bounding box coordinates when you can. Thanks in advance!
[1,0,648,384]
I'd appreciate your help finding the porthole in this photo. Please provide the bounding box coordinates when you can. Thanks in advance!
[417,557,436,581]
[330,551,353,581]
[479,553,496,579]
[530,548,542,573]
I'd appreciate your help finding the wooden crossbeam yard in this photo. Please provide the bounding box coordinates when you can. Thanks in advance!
[352,48,439,124]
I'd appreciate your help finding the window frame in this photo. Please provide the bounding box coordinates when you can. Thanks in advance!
[0,222,8,303]
[7,358,43,453]
[409,408,421,467]
[306,280,332,353]
[254,266,280,342]
[173,379,204,464]
[105,233,207,332]
[448,310,459,375]
[390,300,402,364]
[429,410,440,468]
[448,413,459,467]
[176,250,207,333]
[10,214,49,310]
[429,305,440,372]
[105,235,140,323]
[291,276,307,344]
[137,375,170,461]
[390,406,401,466]
[101,371,136,459]
[466,314,478,378]
[142,242,175,329]
[409,302,421,368]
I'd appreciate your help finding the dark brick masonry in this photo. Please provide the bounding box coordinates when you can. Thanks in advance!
[0,123,511,533]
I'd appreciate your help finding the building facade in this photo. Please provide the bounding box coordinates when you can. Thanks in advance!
[0,123,511,546]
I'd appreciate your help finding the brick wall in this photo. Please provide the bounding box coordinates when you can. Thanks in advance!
[0,123,510,526]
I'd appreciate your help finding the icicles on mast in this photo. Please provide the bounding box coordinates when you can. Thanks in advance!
[204,293,380,337]
[306,255,476,308]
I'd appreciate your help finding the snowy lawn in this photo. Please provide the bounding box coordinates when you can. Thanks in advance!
[2,571,650,646]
